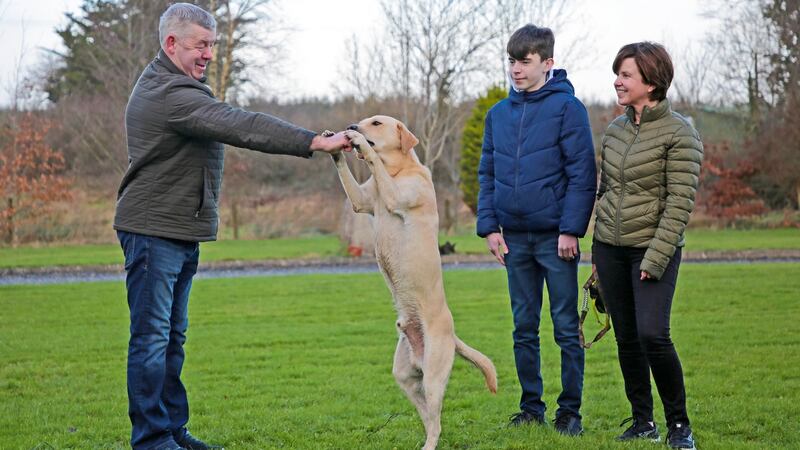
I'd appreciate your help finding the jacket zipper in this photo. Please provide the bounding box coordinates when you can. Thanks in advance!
[196,167,207,218]
[514,102,527,214]
[615,123,640,245]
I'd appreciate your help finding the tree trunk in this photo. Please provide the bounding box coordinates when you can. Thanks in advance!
[6,198,14,246]
[796,181,800,210]
[441,197,456,235]
[231,200,239,240]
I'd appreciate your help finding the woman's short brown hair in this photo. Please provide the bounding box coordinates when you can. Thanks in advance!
[612,42,673,101]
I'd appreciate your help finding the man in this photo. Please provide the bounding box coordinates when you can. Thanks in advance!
[476,24,596,435]
[113,4,350,450]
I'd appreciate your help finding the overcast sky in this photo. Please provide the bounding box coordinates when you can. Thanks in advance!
[0,0,715,107]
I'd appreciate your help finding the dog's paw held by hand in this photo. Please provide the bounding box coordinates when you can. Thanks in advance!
[343,129,367,146]
[344,130,373,161]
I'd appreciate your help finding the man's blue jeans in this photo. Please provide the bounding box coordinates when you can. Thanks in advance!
[118,231,199,450]
[503,230,584,418]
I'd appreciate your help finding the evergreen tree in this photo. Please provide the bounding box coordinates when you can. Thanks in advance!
[47,0,170,102]
[459,85,506,214]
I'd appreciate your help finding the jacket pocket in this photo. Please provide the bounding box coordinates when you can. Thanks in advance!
[549,184,565,206]
[195,167,210,218]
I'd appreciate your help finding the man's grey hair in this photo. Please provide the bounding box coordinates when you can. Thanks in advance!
[159,3,216,48]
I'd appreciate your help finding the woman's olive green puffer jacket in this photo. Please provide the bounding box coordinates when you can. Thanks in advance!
[594,99,704,279]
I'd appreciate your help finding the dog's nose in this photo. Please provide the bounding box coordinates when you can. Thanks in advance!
[347,124,358,131]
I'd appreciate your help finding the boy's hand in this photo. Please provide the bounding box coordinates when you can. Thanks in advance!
[558,234,578,260]
[485,232,508,266]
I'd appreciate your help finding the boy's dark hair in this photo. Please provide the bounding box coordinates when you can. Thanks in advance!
[612,42,673,101]
[507,24,554,60]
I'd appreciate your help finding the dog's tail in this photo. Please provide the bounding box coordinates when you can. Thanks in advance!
[454,336,498,394]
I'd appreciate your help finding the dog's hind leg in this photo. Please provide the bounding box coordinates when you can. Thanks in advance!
[393,334,428,423]
[419,333,456,450]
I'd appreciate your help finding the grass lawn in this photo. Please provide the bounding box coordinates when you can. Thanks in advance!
[0,235,344,269]
[440,227,800,255]
[1,228,798,269]
[1,263,798,449]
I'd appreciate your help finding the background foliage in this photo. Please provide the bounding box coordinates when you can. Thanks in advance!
[1,0,798,247]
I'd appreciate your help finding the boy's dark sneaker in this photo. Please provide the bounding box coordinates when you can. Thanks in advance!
[508,410,545,427]
[667,422,696,449]
[154,442,185,450]
[175,431,224,450]
[553,413,583,436]
[616,417,660,441]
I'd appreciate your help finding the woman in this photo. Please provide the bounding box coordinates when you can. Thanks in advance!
[592,42,703,450]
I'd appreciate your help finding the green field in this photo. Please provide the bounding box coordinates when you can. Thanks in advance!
[1,263,799,449]
[442,228,800,255]
[1,228,798,269]
[0,235,343,269]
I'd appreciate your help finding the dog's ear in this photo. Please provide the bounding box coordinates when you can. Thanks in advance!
[397,122,419,154]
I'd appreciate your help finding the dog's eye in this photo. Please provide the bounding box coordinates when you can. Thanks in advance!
[371,120,382,126]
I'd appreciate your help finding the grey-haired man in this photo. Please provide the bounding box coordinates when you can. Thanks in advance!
[114,3,350,449]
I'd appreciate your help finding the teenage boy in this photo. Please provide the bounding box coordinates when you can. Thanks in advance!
[476,24,597,435]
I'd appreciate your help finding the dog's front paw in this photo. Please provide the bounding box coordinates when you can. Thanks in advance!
[359,142,377,161]
[344,130,368,148]
[344,130,374,161]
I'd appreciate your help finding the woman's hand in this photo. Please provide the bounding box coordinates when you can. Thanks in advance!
[640,270,653,280]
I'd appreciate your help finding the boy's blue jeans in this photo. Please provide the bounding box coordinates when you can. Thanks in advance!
[503,230,584,418]
[118,231,199,450]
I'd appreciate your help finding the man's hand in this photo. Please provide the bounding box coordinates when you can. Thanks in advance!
[640,271,653,280]
[558,233,578,261]
[485,232,508,266]
[310,131,352,153]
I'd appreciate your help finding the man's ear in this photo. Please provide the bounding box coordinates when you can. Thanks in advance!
[397,122,419,153]
[164,35,178,55]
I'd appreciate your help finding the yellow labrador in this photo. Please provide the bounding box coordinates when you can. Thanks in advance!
[331,116,497,450]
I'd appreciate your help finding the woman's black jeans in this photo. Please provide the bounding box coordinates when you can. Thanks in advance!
[592,240,690,427]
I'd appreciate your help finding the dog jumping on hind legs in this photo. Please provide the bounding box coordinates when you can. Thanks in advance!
[329,115,497,450]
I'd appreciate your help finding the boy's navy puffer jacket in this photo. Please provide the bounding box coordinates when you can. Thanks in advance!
[477,69,597,238]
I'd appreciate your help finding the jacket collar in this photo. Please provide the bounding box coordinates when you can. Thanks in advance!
[155,49,208,83]
[508,69,574,104]
[625,99,671,124]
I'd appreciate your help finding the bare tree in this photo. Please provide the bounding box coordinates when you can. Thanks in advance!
[5,18,27,111]
[336,0,594,174]
[703,0,781,121]
[381,0,500,172]
[332,0,593,234]
[37,0,290,179]
[335,34,391,101]
[203,0,289,103]
[491,0,596,85]
[672,41,720,108]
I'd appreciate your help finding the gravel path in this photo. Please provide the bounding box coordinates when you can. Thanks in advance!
[2,250,799,286]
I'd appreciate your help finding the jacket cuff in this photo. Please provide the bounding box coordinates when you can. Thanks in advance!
[476,219,499,238]
[299,130,316,158]
[476,224,500,238]
[639,258,665,280]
